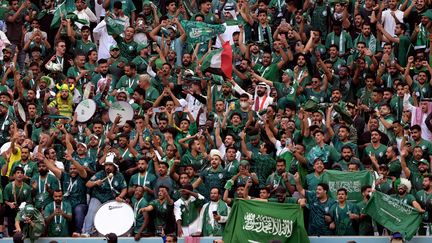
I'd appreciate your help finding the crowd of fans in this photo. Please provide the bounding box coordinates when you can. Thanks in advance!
[0,0,431,241]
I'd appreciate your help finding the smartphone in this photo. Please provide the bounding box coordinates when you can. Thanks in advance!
[152,42,158,51]
[212,211,217,215]
[175,107,183,112]
[153,107,161,112]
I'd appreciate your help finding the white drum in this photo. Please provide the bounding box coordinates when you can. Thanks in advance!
[13,101,26,123]
[108,101,133,126]
[75,99,96,123]
[94,201,134,236]
[0,142,11,155]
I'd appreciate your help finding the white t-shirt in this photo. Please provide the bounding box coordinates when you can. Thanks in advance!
[381,9,404,37]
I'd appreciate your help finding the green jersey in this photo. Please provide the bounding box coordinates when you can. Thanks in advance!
[44,201,72,237]
[329,202,359,235]
[11,160,38,181]
[75,39,97,56]
[89,171,127,203]
[180,151,206,172]
[365,144,387,161]
[391,193,416,206]
[132,196,149,234]
[149,199,174,229]
[250,153,276,187]
[3,182,32,205]
[387,159,402,178]
[115,74,140,91]
[306,172,324,191]
[357,199,374,235]
[60,172,87,208]
[306,190,336,236]
[114,36,138,61]
[31,174,60,209]
[129,172,157,202]
[199,166,227,199]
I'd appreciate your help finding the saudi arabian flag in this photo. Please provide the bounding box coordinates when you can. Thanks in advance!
[181,20,226,45]
[223,199,309,243]
[364,191,422,240]
[320,170,372,203]
[51,2,66,28]
[50,0,76,29]
[201,41,232,79]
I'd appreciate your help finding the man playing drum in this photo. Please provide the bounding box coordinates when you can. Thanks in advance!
[81,154,127,237]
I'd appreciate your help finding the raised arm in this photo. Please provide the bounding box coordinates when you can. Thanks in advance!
[239,131,252,160]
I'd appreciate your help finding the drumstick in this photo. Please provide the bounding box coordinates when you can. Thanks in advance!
[101,173,114,182]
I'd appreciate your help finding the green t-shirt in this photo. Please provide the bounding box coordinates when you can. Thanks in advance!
[44,201,72,237]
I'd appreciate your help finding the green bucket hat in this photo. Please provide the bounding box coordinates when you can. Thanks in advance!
[421,9,432,20]
[283,69,294,79]
[137,43,149,52]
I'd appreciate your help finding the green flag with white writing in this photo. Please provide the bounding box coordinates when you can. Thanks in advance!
[181,20,226,45]
[320,170,372,202]
[364,191,422,240]
[223,199,309,243]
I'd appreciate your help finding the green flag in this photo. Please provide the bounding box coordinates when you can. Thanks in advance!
[320,170,373,203]
[364,191,422,240]
[50,2,66,29]
[181,20,226,45]
[223,199,309,243]
[105,16,124,36]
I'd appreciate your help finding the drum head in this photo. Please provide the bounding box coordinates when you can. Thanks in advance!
[94,201,134,236]
[109,101,133,126]
[76,99,96,123]
[0,142,11,155]
[14,101,26,123]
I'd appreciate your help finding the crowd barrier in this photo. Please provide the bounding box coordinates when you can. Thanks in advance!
[1,236,432,243]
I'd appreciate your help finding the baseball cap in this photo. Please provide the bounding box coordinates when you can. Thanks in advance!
[77,142,87,149]
[110,45,119,51]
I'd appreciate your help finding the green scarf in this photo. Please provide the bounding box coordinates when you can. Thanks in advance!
[202,200,229,236]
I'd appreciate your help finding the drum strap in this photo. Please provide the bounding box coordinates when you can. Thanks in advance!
[107,176,120,195]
